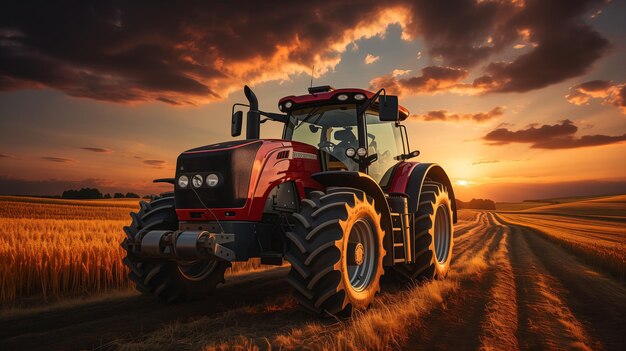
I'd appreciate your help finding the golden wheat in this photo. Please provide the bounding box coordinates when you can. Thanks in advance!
[0,197,267,307]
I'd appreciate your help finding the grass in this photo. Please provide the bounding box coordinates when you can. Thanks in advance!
[0,196,269,307]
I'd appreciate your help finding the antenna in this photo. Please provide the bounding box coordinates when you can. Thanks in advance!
[310,64,314,88]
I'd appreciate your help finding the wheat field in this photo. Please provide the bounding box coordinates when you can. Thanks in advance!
[0,196,265,307]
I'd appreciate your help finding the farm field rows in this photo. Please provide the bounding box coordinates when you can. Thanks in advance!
[0,196,624,350]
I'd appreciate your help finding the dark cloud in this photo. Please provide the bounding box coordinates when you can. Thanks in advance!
[143,159,166,168]
[411,106,503,123]
[41,156,76,163]
[373,0,610,95]
[1,0,610,105]
[0,1,394,105]
[0,153,8,158]
[566,80,625,113]
[484,119,626,149]
[80,147,113,153]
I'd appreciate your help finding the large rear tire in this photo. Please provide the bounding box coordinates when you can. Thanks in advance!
[393,181,454,282]
[285,187,386,316]
[121,193,229,302]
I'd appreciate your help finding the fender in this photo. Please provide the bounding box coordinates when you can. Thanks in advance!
[311,171,395,266]
[402,163,458,223]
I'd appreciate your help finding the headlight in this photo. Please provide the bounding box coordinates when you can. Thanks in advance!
[356,147,367,157]
[354,93,366,101]
[192,174,203,188]
[336,94,349,101]
[177,175,189,188]
[345,147,356,158]
[206,173,219,187]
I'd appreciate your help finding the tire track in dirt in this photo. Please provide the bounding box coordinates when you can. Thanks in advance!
[0,268,294,351]
[498,213,626,351]
[403,212,505,350]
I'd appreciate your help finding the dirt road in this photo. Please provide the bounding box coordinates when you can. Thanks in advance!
[1,210,624,350]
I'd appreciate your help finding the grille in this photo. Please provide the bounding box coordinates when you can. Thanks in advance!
[175,140,262,209]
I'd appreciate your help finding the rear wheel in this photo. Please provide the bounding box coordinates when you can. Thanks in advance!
[393,181,454,282]
[285,187,386,316]
[121,193,229,301]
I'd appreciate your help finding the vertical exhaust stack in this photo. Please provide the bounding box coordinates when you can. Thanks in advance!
[244,85,260,139]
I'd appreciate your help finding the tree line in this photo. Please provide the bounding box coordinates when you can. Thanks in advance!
[61,188,145,199]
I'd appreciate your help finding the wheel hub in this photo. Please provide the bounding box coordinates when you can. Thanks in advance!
[354,243,364,266]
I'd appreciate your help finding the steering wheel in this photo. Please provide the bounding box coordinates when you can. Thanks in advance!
[318,140,336,153]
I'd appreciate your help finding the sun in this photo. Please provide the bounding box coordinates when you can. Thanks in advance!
[455,179,471,187]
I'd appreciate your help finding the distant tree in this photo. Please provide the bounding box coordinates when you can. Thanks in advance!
[456,198,496,210]
[125,192,140,198]
[142,195,152,199]
[113,192,125,198]
[62,187,103,199]
[103,193,112,199]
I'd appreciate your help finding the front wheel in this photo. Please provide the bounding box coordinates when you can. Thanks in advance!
[285,187,386,316]
[121,193,229,301]
[393,181,454,282]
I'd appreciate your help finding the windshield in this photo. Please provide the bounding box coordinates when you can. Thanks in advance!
[284,104,359,171]
[283,104,404,182]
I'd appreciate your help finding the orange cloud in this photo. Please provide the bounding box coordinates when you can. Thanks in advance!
[565,80,626,114]
[411,106,503,123]
[484,119,626,149]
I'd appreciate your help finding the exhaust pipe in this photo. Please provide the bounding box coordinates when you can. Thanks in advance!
[244,85,261,139]
[138,230,235,261]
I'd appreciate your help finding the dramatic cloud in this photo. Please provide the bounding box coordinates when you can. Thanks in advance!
[411,106,503,123]
[370,66,468,95]
[80,147,113,153]
[0,153,8,158]
[41,156,76,163]
[364,54,380,65]
[0,1,410,105]
[484,119,626,149]
[566,80,626,114]
[0,0,610,105]
[143,159,166,168]
[372,0,609,96]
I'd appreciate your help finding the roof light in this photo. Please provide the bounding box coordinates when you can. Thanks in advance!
[337,94,349,101]
[356,147,367,157]
[284,101,293,109]
[354,93,366,101]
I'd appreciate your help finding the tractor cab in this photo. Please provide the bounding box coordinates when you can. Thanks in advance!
[280,87,412,183]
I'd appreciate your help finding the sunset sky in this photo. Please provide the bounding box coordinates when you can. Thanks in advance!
[0,0,624,201]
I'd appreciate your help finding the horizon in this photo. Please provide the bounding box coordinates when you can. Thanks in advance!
[1,0,625,202]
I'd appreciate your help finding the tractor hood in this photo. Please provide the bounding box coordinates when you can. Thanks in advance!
[175,140,263,210]
[174,139,322,220]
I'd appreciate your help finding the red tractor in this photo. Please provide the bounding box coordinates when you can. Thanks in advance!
[122,85,456,316]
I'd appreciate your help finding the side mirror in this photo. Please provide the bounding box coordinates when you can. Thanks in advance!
[379,95,399,121]
[231,110,243,137]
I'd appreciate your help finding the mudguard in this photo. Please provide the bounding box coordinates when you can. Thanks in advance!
[404,163,457,223]
[311,171,395,266]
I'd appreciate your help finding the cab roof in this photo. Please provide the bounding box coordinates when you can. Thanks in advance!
[278,87,410,121]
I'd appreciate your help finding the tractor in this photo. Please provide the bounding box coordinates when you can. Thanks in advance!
[121,85,456,316]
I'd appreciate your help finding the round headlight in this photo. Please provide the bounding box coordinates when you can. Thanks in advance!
[336,94,349,101]
[206,173,219,187]
[192,174,203,188]
[354,93,366,101]
[356,147,367,157]
[284,101,293,109]
[345,147,356,158]
[178,175,189,188]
